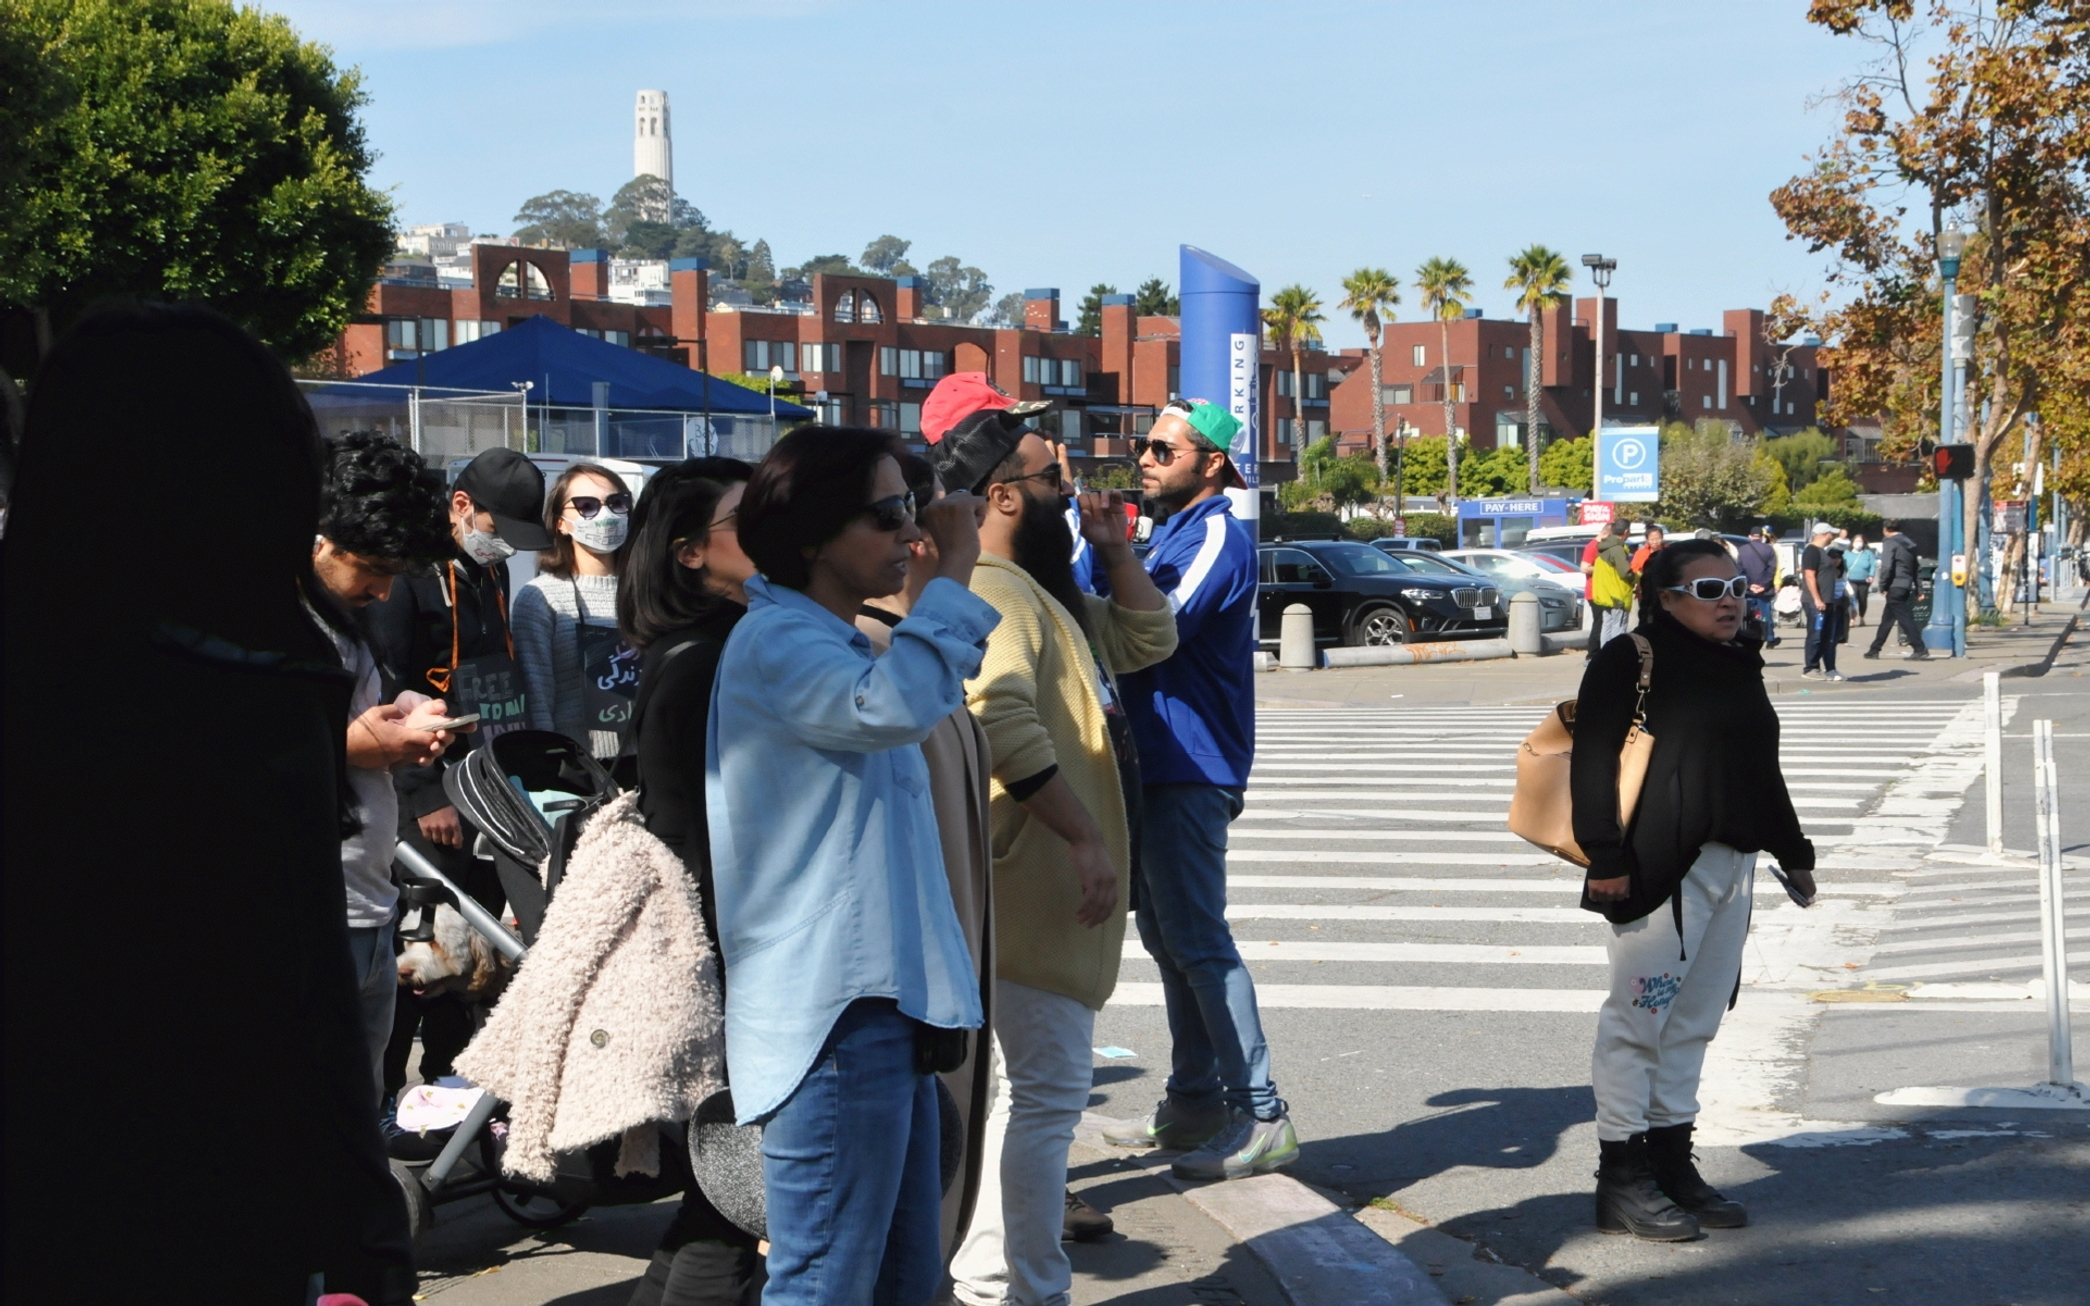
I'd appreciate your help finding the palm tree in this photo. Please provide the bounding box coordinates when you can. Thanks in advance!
[1338,268,1401,497]
[1503,245,1571,494]
[1262,285,1325,453]
[1415,256,1473,502]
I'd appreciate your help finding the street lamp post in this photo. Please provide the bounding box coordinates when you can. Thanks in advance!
[1927,225,1967,657]
[1580,254,1617,502]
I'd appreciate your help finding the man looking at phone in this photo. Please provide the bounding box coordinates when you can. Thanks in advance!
[367,445,551,1096]
[311,432,468,1099]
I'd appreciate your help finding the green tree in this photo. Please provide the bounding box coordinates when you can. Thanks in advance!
[787,253,856,281]
[1338,267,1401,489]
[1755,446,1793,516]
[1263,284,1325,451]
[1134,277,1179,315]
[1790,466,1861,511]
[1538,434,1592,491]
[1075,283,1117,337]
[1764,429,1837,494]
[923,256,992,321]
[1459,442,1527,497]
[514,190,604,249]
[1415,256,1475,500]
[1654,420,1775,528]
[0,0,395,362]
[988,292,1026,327]
[1280,436,1380,513]
[1504,244,1571,494]
[860,234,913,275]
[1395,433,1452,498]
[605,174,702,250]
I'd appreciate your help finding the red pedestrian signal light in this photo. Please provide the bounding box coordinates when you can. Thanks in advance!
[1933,445,1974,481]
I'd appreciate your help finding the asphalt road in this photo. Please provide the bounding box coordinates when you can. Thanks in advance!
[1090,601,2090,1306]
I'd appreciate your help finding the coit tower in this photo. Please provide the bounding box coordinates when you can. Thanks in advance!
[634,89,672,192]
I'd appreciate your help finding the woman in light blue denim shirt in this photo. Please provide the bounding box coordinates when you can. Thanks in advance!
[708,427,998,1306]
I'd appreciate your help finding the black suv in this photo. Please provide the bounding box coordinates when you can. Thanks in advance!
[1258,538,1507,647]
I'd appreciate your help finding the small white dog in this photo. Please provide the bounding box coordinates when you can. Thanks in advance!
[396,903,513,1001]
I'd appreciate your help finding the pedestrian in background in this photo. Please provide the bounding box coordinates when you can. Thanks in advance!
[1582,519,1636,656]
[1735,526,1779,647]
[1104,399,1300,1180]
[3,303,412,1303]
[309,431,462,1104]
[1799,521,1847,680]
[367,446,551,1099]
[1629,523,1666,575]
[929,382,1177,1302]
[708,428,997,1306]
[616,457,764,1306]
[516,461,637,761]
[1572,539,1817,1242]
[1843,533,1876,625]
[1862,520,1931,660]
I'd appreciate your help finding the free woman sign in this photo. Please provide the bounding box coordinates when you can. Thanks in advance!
[1596,425,1661,502]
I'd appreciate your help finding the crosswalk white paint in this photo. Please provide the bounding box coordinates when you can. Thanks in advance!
[1108,693,2008,1145]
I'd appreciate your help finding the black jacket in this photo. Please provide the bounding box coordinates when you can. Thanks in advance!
[630,603,744,951]
[1569,610,1814,925]
[1876,533,1920,598]
[365,545,517,821]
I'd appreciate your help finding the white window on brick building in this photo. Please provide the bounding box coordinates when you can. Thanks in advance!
[922,351,947,379]
[1503,384,1515,400]
[859,294,883,325]
[1276,370,1293,397]
[898,349,922,379]
[1022,356,1039,384]
[833,292,855,323]
[899,402,921,434]
[1382,384,1413,406]
[879,346,898,376]
[1059,359,1081,387]
[1412,344,1426,366]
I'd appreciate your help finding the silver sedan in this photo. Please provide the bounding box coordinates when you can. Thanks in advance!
[1442,548,1589,632]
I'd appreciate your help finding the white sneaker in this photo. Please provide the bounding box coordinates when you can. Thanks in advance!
[1825,671,1847,682]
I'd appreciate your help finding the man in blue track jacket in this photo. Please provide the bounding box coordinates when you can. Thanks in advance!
[1103,399,1298,1181]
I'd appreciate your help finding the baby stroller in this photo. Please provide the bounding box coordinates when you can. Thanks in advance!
[388,729,680,1244]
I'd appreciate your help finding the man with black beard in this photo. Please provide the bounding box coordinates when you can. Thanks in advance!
[925,374,1179,1306]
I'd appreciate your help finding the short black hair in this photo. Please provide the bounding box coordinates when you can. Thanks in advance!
[1883,518,1904,533]
[319,431,452,566]
[739,426,904,590]
[1636,538,1734,629]
[616,456,752,649]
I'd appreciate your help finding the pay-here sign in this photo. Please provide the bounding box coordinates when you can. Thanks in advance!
[1596,426,1661,502]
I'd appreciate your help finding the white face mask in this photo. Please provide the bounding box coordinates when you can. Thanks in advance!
[570,511,628,556]
[461,526,515,566]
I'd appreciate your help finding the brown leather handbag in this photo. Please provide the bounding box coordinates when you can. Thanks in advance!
[1507,634,1654,867]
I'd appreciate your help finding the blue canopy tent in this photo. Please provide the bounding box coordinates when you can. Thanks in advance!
[316,315,811,461]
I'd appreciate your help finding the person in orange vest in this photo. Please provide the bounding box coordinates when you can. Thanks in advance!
[1630,523,1667,574]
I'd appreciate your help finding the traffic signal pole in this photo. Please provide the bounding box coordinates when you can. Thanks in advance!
[1926,243,1966,657]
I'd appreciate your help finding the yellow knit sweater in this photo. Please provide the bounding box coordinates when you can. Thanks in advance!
[966,555,1179,1010]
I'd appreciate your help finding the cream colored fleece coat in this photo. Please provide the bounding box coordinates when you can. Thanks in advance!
[456,791,725,1182]
[966,555,1177,1010]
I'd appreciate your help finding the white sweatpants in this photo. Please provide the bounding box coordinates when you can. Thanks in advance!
[1591,842,1755,1141]
[951,979,1096,1306]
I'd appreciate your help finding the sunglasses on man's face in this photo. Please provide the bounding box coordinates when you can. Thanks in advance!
[995,464,1065,492]
[1664,576,1750,601]
[566,492,633,519]
[1132,437,1205,466]
[863,492,917,533]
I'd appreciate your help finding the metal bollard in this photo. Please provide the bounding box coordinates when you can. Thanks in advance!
[1506,591,1541,656]
[1279,603,1317,670]
[2033,719,2075,1089]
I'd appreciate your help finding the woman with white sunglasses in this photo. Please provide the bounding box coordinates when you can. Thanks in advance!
[1570,538,1818,1242]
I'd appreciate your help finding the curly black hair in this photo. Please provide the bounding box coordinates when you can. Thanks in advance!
[318,430,452,566]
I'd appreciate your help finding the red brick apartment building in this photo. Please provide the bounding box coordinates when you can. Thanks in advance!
[1326,300,1826,454]
[341,245,1822,477]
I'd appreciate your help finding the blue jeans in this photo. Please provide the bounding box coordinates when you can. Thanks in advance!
[1804,603,1844,673]
[761,999,942,1306]
[1134,784,1280,1119]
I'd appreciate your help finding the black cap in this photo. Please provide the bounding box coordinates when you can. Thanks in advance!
[455,448,553,550]
[928,409,1034,496]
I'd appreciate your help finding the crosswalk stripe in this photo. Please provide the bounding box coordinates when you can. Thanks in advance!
[1223,904,1596,923]
[1230,828,1529,842]
[1858,950,2090,981]
[1224,874,1899,896]
[1229,850,1559,866]
[1124,939,1608,964]
[1109,982,1606,1012]
[1869,926,2090,955]
[1239,790,1861,809]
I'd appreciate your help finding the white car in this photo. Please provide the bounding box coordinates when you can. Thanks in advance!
[1445,548,1589,631]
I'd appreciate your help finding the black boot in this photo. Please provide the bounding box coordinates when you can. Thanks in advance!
[1595,1135,1701,1241]
[1646,1123,1748,1228]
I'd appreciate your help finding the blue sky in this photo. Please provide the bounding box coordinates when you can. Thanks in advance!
[272,0,1870,349]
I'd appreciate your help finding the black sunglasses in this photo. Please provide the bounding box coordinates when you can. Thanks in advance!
[566,492,633,519]
[863,492,917,533]
[1133,437,1206,466]
[1664,576,1750,601]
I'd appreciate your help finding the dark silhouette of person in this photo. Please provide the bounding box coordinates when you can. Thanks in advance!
[2,303,413,1303]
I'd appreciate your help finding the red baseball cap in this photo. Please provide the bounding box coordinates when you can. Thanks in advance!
[920,372,1051,444]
